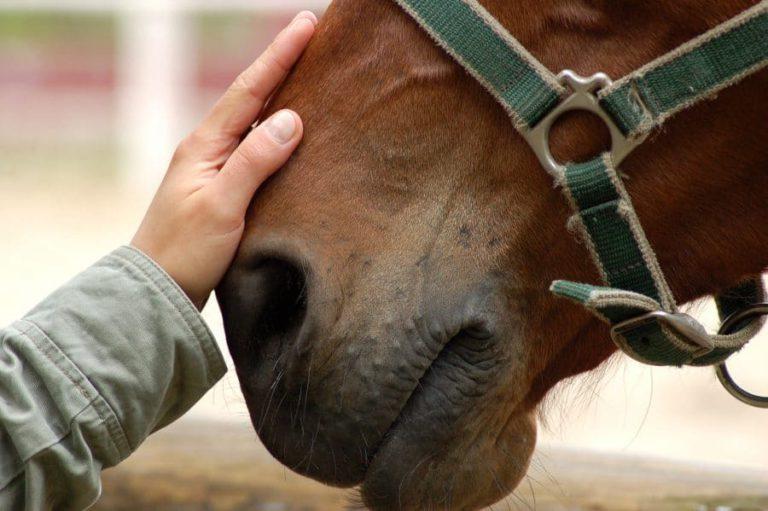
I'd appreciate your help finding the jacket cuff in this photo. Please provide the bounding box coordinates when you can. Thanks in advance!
[114,245,226,380]
[18,246,227,461]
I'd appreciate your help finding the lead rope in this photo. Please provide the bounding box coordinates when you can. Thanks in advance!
[393,0,768,368]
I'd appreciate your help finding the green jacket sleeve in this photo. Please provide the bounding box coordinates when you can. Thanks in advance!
[0,246,227,510]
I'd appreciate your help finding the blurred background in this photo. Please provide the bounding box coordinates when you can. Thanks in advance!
[1,1,767,509]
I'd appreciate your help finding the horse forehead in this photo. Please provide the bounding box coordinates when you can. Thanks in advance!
[336,0,756,74]
[480,0,761,39]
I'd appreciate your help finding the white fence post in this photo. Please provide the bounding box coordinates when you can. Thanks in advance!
[0,0,330,193]
[116,2,195,192]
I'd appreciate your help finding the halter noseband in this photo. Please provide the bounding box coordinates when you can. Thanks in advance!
[393,0,768,405]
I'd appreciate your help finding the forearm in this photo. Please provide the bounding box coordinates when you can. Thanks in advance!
[0,246,226,510]
[0,11,316,509]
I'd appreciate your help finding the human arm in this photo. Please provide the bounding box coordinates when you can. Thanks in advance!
[0,11,317,510]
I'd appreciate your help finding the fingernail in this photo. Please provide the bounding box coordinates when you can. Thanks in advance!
[294,11,318,26]
[264,110,297,144]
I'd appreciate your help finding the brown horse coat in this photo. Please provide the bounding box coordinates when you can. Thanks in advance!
[218,1,768,509]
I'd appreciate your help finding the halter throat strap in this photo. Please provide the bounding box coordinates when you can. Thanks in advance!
[393,0,768,367]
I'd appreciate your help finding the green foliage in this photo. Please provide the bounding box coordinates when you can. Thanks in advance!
[0,13,115,46]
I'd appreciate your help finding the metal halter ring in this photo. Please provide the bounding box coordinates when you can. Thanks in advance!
[715,303,768,408]
[522,70,649,177]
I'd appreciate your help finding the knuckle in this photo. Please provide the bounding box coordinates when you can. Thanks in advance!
[192,191,218,216]
[232,62,270,101]
[195,191,225,216]
[231,70,254,95]
[174,131,208,161]
[262,46,290,75]
[230,48,289,102]
[199,193,242,229]
[237,136,277,166]
[173,134,195,159]
[251,56,272,78]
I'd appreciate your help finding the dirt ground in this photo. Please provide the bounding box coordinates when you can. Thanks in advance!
[96,419,768,511]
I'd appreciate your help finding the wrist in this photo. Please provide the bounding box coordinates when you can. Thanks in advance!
[127,242,209,311]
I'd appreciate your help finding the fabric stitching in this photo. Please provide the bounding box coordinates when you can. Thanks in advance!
[111,248,226,383]
[393,0,564,131]
[604,155,677,310]
[461,0,564,93]
[601,2,767,93]
[4,323,131,468]
[18,322,132,457]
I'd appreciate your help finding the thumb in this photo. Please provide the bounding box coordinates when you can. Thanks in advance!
[209,109,303,214]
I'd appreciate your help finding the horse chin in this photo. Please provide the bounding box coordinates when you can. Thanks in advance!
[361,408,536,511]
[230,320,535,510]
[234,328,536,511]
[355,330,537,510]
[242,354,536,511]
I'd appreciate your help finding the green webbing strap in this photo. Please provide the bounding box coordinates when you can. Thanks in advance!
[393,0,565,130]
[393,0,766,367]
[599,2,768,137]
[558,155,674,308]
[551,154,763,366]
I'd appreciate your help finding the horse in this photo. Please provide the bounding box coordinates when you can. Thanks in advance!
[217,0,768,509]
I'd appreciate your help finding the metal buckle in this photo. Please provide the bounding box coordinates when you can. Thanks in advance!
[610,310,715,361]
[715,303,768,408]
[522,70,648,177]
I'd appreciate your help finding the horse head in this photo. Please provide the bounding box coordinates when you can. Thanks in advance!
[218,1,768,508]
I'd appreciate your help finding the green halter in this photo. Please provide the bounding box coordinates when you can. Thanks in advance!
[393,0,768,367]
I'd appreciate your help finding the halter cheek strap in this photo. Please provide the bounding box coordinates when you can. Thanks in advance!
[599,5,768,138]
[393,0,768,367]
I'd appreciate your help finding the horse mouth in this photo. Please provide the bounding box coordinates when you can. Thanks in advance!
[369,328,496,451]
[220,256,532,509]
[356,330,501,505]
[239,325,524,510]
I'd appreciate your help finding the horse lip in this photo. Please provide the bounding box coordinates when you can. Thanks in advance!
[359,350,445,470]
[362,326,496,472]
[355,330,501,510]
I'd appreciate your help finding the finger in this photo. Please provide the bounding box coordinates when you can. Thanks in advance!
[196,12,316,147]
[209,109,303,214]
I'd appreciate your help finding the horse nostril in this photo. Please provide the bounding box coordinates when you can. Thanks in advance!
[218,255,310,365]
[251,257,308,342]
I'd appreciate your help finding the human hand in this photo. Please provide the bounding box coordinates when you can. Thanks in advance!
[131,11,317,309]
